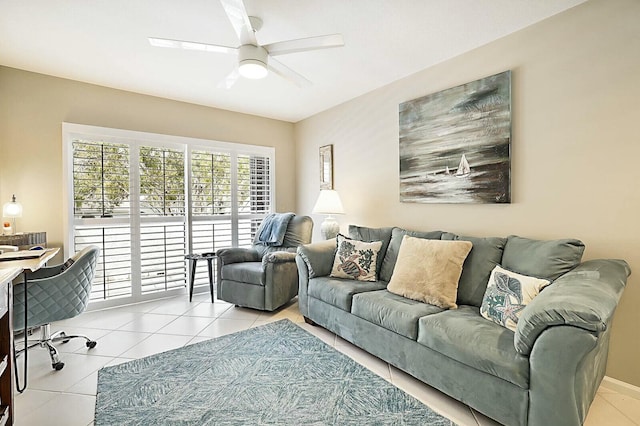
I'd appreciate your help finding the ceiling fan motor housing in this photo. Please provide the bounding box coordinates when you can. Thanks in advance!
[238,45,269,79]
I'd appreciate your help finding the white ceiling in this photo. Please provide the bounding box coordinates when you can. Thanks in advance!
[0,0,586,123]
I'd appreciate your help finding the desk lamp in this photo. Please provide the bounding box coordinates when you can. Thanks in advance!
[3,194,23,234]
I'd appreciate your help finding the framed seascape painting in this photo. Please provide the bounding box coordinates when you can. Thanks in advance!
[399,70,511,203]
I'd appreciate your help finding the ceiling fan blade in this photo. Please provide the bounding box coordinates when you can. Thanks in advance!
[149,37,237,55]
[264,34,344,56]
[268,58,312,87]
[217,68,240,89]
[220,0,257,45]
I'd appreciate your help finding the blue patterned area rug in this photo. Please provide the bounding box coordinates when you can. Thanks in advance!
[95,319,455,425]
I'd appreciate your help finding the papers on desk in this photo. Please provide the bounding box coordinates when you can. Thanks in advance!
[0,250,48,262]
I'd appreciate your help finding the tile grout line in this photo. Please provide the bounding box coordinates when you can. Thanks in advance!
[597,393,640,426]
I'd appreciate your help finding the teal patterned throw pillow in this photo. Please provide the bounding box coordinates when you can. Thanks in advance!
[330,234,382,282]
[480,265,551,331]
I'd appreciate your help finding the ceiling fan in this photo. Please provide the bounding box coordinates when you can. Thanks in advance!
[149,0,345,88]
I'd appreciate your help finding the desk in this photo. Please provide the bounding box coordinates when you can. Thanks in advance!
[0,268,21,426]
[0,248,59,425]
[0,248,59,272]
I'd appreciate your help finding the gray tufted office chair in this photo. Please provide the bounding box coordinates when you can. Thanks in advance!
[216,215,313,311]
[13,245,100,370]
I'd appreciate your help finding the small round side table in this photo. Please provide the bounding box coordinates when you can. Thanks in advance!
[184,252,216,302]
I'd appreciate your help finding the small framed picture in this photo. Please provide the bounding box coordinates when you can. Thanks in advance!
[319,144,333,190]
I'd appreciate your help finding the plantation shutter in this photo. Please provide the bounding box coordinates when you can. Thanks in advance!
[65,123,275,307]
[72,140,130,218]
[139,146,187,294]
[190,150,233,288]
[72,140,133,301]
[237,154,271,245]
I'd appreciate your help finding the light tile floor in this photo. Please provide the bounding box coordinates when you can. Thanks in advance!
[13,293,640,426]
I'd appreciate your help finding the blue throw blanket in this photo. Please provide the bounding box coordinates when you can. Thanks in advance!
[257,213,295,246]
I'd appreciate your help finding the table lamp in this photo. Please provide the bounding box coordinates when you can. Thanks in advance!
[312,190,345,240]
[3,194,23,234]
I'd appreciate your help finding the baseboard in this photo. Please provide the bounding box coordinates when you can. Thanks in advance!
[601,376,640,400]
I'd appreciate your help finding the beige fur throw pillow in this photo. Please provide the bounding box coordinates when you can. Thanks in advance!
[387,236,473,309]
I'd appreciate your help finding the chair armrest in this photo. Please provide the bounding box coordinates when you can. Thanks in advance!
[262,251,297,267]
[515,259,630,355]
[26,265,64,280]
[296,239,337,278]
[216,248,261,265]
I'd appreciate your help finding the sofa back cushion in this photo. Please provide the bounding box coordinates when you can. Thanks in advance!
[441,233,507,307]
[380,228,444,282]
[348,225,394,276]
[502,235,585,281]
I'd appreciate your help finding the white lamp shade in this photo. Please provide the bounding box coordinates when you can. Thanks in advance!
[312,190,345,215]
[2,195,22,218]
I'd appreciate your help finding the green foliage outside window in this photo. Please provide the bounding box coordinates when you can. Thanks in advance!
[73,141,265,218]
[73,140,130,217]
[139,146,184,216]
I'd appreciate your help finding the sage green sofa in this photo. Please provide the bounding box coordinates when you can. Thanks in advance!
[295,226,630,426]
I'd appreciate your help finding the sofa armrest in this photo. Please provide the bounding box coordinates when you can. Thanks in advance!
[216,248,261,265]
[296,240,336,317]
[296,239,336,279]
[515,259,630,355]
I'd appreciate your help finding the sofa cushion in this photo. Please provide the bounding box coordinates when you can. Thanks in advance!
[221,262,263,286]
[349,225,393,276]
[330,234,383,281]
[442,233,507,307]
[380,228,444,282]
[352,290,443,340]
[417,305,530,389]
[502,235,585,281]
[480,265,551,332]
[308,276,387,312]
[387,236,472,309]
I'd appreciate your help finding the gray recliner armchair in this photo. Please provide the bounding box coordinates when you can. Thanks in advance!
[216,214,313,311]
[13,245,100,370]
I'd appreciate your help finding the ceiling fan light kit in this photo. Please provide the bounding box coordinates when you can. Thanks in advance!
[149,0,344,87]
[238,45,268,79]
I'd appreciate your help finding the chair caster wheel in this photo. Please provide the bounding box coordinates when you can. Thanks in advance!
[60,331,70,344]
[52,362,65,371]
[86,341,97,349]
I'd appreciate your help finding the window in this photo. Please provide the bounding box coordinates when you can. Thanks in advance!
[63,124,275,308]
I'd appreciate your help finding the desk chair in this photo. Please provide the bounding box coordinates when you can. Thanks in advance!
[13,245,100,370]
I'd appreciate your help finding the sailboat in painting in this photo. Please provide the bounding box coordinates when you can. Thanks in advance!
[456,154,471,178]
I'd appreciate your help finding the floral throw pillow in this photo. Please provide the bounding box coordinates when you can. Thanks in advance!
[480,265,551,332]
[330,234,382,282]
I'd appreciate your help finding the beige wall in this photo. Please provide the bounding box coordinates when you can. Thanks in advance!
[0,66,296,260]
[294,0,640,386]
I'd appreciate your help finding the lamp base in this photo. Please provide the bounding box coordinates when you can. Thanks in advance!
[320,216,340,240]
